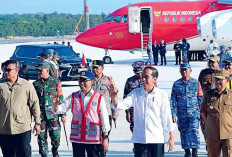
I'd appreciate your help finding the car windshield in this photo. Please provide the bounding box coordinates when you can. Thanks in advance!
[104,16,114,22]
[45,47,77,58]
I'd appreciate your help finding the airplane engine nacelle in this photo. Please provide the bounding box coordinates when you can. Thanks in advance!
[197,9,232,40]
[212,14,232,41]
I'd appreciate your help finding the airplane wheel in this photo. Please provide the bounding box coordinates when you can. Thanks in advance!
[103,56,112,64]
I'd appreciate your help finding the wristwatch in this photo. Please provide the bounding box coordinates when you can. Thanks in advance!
[103,135,108,139]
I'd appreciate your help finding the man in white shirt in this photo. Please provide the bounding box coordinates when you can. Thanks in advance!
[110,66,175,157]
[52,71,110,157]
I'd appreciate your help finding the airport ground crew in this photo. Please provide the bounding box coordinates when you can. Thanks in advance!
[92,60,118,156]
[171,63,203,157]
[173,40,182,65]
[52,71,110,157]
[201,69,232,157]
[217,45,229,69]
[152,40,159,65]
[181,38,190,63]
[207,40,214,57]
[160,39,167,65]
[124,61,144,133]
[0,60,41,157]
[33,63,64,157]
[39,52,57,78]
[223,59,232,89]
[208,43,220,59]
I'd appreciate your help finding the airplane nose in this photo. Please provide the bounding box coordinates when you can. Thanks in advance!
[75,24,109,49]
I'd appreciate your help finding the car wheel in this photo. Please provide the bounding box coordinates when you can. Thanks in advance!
[103,56,112,64]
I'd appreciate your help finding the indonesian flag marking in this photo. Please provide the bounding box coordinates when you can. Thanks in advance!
[82,53,87,67]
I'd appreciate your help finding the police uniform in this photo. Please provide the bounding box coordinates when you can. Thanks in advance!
[173,42,182,65]
[171,64,203,157]
[198,55,221,94]
[124,61,144,132]
[223,59,232,90]
[33,63,63,157]
[201,70,232,157]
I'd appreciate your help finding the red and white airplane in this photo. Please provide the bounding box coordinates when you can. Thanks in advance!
[76,0,232,63]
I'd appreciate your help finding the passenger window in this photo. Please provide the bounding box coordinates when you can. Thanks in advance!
[165,17,169,22]
[121,15,128,23]
[112,15,121,23]
[188,17,193,22]
[24,47,36,58]
[15,47,25,57]
[173,17,177,22]
[181,17,185,22]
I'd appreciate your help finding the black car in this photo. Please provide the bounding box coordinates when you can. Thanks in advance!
[10,44,92,81]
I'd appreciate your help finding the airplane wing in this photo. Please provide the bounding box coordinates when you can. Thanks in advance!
[218,0,232,4]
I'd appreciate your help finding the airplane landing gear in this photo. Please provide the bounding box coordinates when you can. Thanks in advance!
[103,49,113,64]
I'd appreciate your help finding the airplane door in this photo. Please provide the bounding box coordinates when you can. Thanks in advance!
[128,6,141,33]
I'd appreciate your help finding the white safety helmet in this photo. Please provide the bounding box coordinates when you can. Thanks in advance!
[213,43,218,48]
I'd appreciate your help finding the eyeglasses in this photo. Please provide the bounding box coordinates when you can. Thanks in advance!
[4,68,16,72]
[79,78,91,83]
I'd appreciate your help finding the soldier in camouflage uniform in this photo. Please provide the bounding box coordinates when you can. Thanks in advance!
[124,61,144,132]
[171,64,203,157]
[92,60,118,156]
[33,63,64,157]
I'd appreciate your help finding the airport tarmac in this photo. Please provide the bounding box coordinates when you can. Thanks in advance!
[0,41,208,156]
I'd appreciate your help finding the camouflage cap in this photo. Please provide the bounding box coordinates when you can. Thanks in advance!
[37,63,50,70]
[92,60,104,67]
[223,59,232,64]
[80,71,94,79]
[39,52,50,59]
[180,63,191,69]
[209,55,220,62]
[214,69,230,80]
[132,61,144,73]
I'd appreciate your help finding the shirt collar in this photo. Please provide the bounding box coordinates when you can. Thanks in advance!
[7,77,23,87]
[214,88,228,96]
[80,88,94,97]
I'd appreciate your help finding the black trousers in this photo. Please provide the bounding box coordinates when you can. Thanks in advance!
[160,53,166,65]
[72,143,101,157]
[175,51,181,64]
[0,130,31,157]
[134,143,164,157]
[153,52,158,64]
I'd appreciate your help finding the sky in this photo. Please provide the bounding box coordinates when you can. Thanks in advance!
[0,0,198,15]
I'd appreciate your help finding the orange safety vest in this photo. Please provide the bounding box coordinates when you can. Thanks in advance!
[70,91,103,143]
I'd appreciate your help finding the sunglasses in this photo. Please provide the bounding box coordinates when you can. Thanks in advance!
[4,68,16,72]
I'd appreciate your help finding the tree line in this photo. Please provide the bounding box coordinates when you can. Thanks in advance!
[0,12,108,37]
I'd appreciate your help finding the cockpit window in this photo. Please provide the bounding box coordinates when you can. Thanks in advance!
[104,16,114,22]
[121,15,128,23]
[112,15,121,23]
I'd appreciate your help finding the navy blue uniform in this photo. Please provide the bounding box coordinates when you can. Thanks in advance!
[174,43,182,65]
[171,77,203,149]
[160,43,167,65]
[124,75,143,132]
[152,44,159,65]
